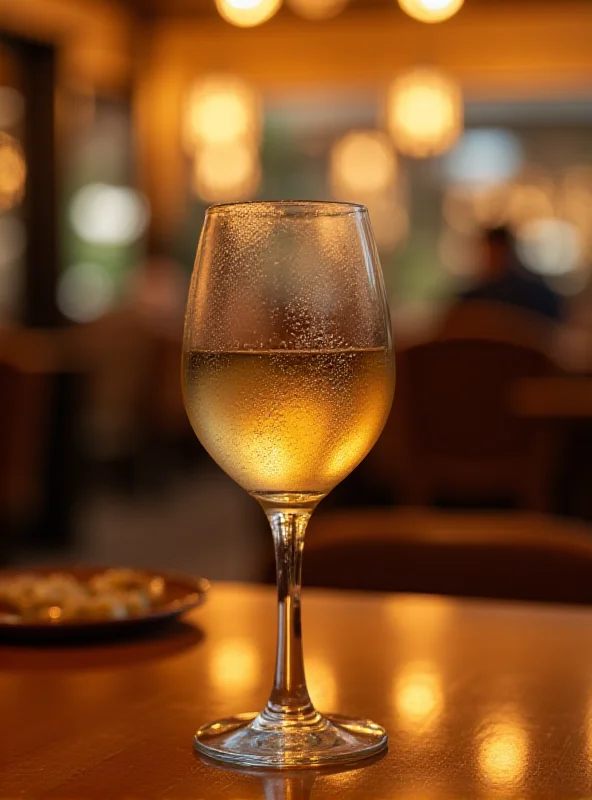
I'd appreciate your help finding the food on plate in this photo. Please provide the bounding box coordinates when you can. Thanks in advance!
[0,569,167,624]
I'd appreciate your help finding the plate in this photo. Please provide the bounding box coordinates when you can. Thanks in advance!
[0,566,209,641]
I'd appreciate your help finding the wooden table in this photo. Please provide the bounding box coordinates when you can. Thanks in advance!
[1,582,592,798]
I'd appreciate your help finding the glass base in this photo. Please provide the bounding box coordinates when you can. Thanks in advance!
[194,711,388,769]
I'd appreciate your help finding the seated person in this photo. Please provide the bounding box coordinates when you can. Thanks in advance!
[461,226,563,322]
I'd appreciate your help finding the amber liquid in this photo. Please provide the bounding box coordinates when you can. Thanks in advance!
[183,347,394,498]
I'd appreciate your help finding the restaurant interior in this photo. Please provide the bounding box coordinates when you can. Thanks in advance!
[5,2,592,797]
[1,0,592,603]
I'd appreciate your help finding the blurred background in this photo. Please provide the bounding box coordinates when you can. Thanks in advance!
[2,0,592,598]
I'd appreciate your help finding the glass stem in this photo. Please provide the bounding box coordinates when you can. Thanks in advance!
[262,509,317,726]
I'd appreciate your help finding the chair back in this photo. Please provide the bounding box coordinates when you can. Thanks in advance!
[376,306,558,508]
[301,508,592,604]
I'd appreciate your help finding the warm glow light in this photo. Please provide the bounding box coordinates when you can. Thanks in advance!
[215,0,282,27]
[507,182,555,228]
[57,262,116,322]
[442,186,479,234]
[305,656,337,709]
[329,128,404,251]
[69,184,150,246]
[472,184,513,227]
[193,142,261,202]
[398,0,464,23]
[479,714,528,788]
[393,661,444,732]
[517,218,582,277]
[386,68,463,158]
[367,197,409,251]
[386,593,453,638]
[0,133,26,211]
[438,226,480,277]
[184,75,261,151]
[443,183,514,234]
[209,637,261,693]
[287,0,348,20]
[330,129,397,195]
[563,184,592,233]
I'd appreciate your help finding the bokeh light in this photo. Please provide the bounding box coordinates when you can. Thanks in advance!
[0,87,25,129]
[507,180,555,228]
[368,197,409,251]
[209,637,261,693]
[329,129,406,253]
[386,593,453,639]
[398,0,464,23]
[215,0,282,28]
[438,226,480,277]
[193,142,261,202]
[57,263,115,323]
[393,661,444,732]
[472,183,513,227]
[444,129,523,187]
[0,133,26,210]
[386,68,463,158]
[69,183,150,246]
[330,129,397,195]
[517,218,582,277]
[559,165,592,260]
[442,160,592,298]
[443,180,553,235]
[443,186,479,234]
[287,0,348,20]
[562,181,592,230]
[305,655,337,709]
[544,269,590,297]
[479,713,528,788]
[184,75,261,151]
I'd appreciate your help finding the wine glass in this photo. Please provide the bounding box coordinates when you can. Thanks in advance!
[182,201,395,768]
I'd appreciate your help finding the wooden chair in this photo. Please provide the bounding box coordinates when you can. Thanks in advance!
[371,305,559,510]
[299,507,592,605]
[438,301,557,352]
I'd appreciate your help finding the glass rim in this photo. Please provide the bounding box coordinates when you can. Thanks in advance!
[206,200,368,218]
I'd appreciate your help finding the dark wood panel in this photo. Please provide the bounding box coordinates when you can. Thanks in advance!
[17,37,60,328]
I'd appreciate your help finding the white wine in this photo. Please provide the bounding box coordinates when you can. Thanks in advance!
[185,203,393,766]
[183,348,394,497]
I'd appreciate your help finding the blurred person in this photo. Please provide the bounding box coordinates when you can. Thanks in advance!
[461,226,563,322]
